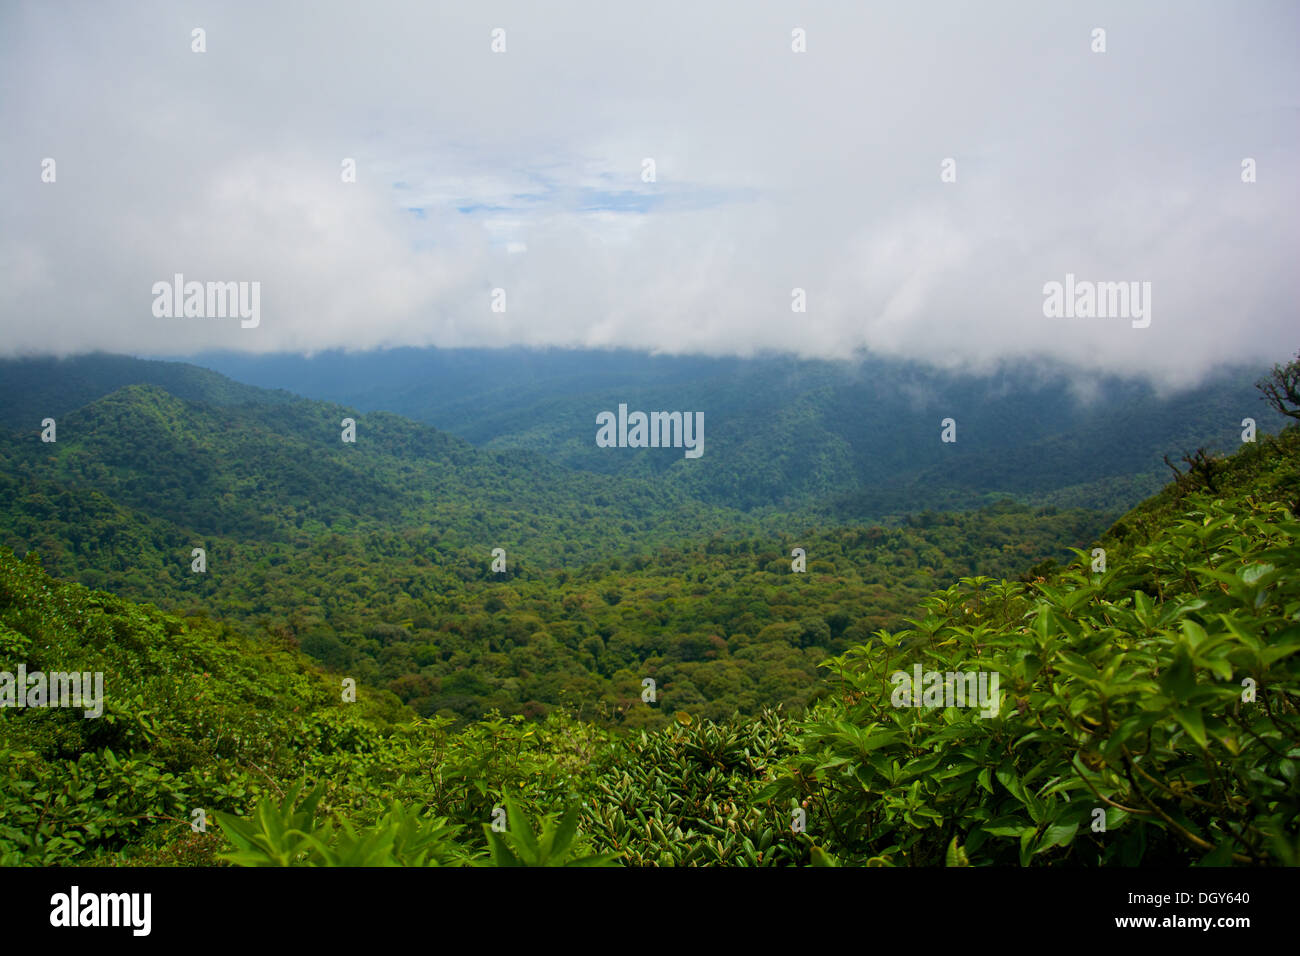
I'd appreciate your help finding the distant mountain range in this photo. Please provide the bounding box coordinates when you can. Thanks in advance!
[185,346,1287,516]
[0,352,1130,722]
[2,348,1293,723]
[0,359,757,566]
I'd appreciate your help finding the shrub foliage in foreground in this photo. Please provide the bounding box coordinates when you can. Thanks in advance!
[767,494,1299,865]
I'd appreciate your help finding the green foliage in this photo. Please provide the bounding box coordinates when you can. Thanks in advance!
[810,846,840,866]
[214,783,617,867]
[482,794,619,867]
[191,349,1287,516]
[0,381,1113,725]
[765,486,1300,865]
[580,708,809,866]
[0,546,390,865]
[216,782,468,867]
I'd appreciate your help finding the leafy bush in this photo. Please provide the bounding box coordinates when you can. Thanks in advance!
[214,784,615,867]
[580,709,810,866]
[483,794,619,867]
[216,783,468,867]
[765,494,1300,865]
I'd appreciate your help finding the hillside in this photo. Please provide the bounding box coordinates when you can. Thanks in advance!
[3,425,1295,866]
[8,349,1285,526]
[766,426,1300,866]
[0,353,297,424]
[2,381,749,549]
[195,347,1287,516]
[0,378,1110,723]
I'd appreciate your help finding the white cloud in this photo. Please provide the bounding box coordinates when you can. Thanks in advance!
[1,0,1296,386]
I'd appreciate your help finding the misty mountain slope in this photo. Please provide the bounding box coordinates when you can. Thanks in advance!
[0,352,297,425]
[823,364,1282,517]
[0,377,772,563]
[194,347,1288,515]
[0,355,1121,725]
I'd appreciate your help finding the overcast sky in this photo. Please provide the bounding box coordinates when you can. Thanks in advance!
[2,0,1296,386]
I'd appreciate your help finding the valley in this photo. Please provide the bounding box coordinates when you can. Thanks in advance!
[0,350,1296,868]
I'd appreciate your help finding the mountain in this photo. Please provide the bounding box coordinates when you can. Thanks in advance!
[0,375,762,556]
[2,350,1294,725]
[0,357,1114,723]
[192,346,1289,515]
[0,352,297,424]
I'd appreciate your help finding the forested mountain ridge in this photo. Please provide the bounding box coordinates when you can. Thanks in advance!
[0,379,1111,723]
[194,347,1287,515]
[6,351,1280,518]
[4,354,1291,725]
[0,353,297,424]
[1,380,764,554]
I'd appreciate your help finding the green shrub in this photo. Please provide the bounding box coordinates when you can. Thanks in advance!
[764,495,1300,866]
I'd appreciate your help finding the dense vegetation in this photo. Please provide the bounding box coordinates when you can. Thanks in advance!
[0,369,1114,724]
[2,413,1296,866]
[5,352,1283,519]
[194,347,1285,515]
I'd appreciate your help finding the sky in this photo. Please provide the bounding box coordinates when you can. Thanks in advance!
[2,0,1297,387]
